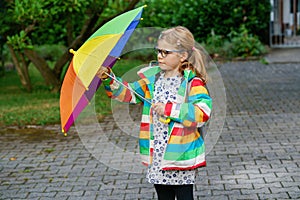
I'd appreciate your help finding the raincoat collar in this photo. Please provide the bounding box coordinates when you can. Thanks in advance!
[137,65,196,83]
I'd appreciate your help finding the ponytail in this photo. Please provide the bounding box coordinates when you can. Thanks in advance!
[188,46,208,84]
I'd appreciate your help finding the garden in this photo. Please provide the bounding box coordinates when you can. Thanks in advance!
[0,0,271,127]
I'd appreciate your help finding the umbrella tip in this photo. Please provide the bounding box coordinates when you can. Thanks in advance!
[62,129,68,136]
[69,49,76,55]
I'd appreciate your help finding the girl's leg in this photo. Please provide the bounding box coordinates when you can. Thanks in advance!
[174,184,194,200]
[154,184,176,200]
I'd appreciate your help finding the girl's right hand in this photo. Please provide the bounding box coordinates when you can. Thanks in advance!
[97,67,111,80]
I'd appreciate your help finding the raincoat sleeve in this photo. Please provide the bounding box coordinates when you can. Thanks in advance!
[102,72,147,104]
[164,77,212,127]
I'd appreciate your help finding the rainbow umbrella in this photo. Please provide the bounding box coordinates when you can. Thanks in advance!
[60,5,146,135]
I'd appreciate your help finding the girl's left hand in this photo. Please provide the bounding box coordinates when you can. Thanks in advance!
[152,102,165,116]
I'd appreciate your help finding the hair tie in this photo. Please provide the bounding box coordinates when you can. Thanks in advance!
[192,46,196,51]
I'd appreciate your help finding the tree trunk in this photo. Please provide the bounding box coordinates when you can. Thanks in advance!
[66,15,74,46]
[24,48,60,92]
[7,44,32,92]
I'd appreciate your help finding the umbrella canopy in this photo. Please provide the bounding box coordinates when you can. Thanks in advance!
[60,5,146,134]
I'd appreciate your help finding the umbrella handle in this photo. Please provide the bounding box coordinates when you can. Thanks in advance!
[159,116,171,124]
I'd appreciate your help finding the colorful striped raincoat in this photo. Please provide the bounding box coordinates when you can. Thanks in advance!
[102,66,212,170]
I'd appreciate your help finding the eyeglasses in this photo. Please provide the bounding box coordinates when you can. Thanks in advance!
[154,47,184,58]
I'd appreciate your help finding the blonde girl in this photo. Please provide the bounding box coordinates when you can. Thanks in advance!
[98,26,212,200]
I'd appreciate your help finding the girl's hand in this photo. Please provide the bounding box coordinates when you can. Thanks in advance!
[97,67,111,80]
[152,102,165,116]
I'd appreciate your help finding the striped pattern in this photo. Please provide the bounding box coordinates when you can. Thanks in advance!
[102,66,212,170]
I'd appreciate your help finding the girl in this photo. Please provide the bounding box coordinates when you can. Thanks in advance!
[97,26,212,200]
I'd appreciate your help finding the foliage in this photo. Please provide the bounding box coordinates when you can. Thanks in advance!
[139,0,271,44]
[2,0,138,47]
[0,0,272,126]
[202,29,225,56]
[227,25,267,58]
[203,25,267,59]
[1,0,139,93]
[4,0,91,46]
[0,1,10,42]
[6,31,34,51]
[11,0,48,22]
[28,0,95,45]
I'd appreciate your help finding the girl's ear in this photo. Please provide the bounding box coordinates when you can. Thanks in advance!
[180,52,188,62]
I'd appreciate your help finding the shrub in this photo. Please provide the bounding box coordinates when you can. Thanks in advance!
[139,0,271,44]
[227,25,267,58]
[203,25,267,59]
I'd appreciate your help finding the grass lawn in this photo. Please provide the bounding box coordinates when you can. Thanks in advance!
[0,58,145,127]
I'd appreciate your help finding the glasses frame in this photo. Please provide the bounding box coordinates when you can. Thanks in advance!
[154,47,184,58]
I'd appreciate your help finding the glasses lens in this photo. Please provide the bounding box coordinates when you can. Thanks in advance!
[155,48,167,58]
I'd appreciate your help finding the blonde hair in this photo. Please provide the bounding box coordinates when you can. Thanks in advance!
[158,26,208,83]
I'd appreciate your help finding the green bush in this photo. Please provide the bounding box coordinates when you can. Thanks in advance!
[203,25,267,59]
[228,25,267,58]
[140,0,271,44]
[201,29,226,57]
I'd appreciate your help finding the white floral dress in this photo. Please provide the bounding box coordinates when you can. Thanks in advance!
[146,72,196,185]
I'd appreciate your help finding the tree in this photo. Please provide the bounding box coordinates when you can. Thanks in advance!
[1,0,140,92]
[141,0,270,44]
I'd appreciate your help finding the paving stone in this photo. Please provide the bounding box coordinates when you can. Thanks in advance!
[258,192,291,199]
[289,191,300,199]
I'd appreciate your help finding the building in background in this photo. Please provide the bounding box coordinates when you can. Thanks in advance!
[270,0,300,47]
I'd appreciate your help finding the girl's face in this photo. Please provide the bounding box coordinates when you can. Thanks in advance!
[156,40,187,77]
